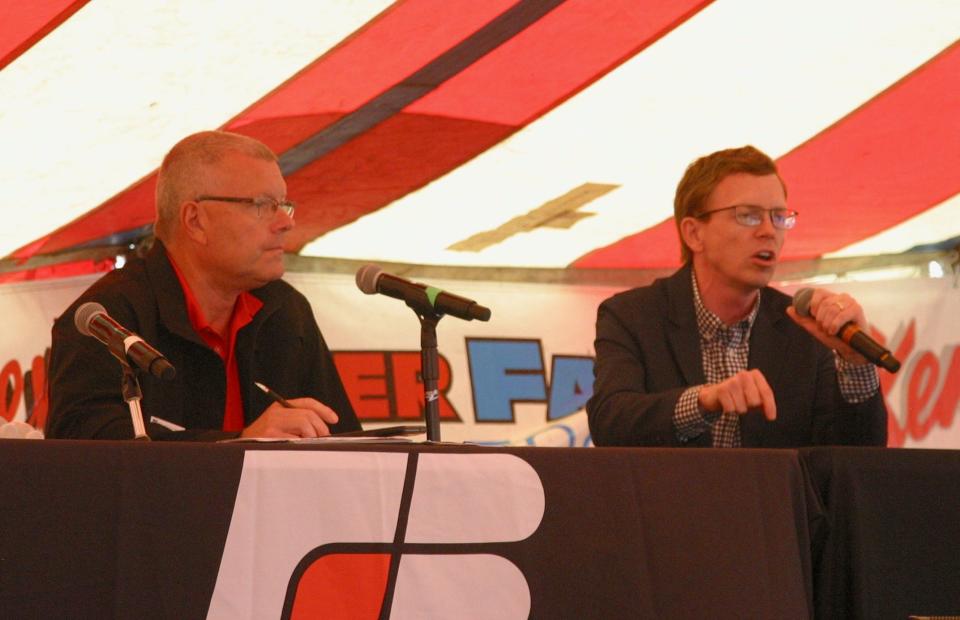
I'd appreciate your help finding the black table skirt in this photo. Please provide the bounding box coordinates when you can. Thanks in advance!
[2,440,957,618]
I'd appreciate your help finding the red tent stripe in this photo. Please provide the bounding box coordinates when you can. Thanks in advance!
[13,0,710,258]
[777,39,960,258]
[9,177,157,260]
[276,0,567,175]
[0,0,89,71]
[8,0,511,259]
[9,0,520,259]
[229,0,519,134]
[267,0,712,249]
[407,0,713,124]
[573,39,960,269]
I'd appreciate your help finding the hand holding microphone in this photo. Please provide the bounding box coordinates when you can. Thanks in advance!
[788,288,900,373]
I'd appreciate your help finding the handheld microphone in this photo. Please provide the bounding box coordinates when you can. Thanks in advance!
[792,288,900,373]
[356,265,491,322]
[75,302,176,380]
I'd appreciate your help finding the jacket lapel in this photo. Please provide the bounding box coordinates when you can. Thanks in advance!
[145,241,208,347]
[741,291,789,446]
[664,265,705,387]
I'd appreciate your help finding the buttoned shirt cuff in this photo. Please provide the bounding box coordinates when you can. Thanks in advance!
[674,386,718,441]
[835,353,880,403]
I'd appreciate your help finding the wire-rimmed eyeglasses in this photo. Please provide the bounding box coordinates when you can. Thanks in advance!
[695,204,798,230]
[195,195,295,219]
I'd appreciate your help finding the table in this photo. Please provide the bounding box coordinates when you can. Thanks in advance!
[801,447,960,619]
[2,441,958,618]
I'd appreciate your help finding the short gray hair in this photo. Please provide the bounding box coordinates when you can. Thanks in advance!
[154,131,277,240]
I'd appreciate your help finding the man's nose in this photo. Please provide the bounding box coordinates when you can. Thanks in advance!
[271,208,294,232]
[756,212,777,236]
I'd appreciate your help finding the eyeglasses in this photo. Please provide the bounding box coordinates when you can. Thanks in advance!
[195,195,295,219]
[695,204,798,230]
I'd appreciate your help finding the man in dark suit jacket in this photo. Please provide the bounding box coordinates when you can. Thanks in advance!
[46,131,361,440]
[587,146,887,448]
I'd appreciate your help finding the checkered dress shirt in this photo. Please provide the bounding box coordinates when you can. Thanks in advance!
[673,273,880,447]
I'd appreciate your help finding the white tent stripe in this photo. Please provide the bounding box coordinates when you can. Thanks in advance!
[2,1,957,268]
[301,0,960,267]
[0,0,391,258]
[827,192,960,258]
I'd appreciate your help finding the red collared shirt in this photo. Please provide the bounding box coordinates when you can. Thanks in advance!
[168,254,263,432]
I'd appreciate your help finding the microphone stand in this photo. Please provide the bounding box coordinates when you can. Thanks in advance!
[120,362,150,441]
[404,296,444,442]
[418,313,442,442]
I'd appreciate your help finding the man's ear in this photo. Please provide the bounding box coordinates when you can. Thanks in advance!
[680,217,704,254]
[180,201,208,245]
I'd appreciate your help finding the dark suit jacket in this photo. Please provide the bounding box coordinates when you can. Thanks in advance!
[45,240,361,441]
[586,264,887,447]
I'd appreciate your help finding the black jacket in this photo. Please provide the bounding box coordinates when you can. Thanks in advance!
[46,241,360,440]
[586,264,887,447]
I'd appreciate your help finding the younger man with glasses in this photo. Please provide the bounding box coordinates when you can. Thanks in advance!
[46,131,361,440]
[586,146,886,447]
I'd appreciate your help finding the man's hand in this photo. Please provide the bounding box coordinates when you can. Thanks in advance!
[786,288,870,365]
[699,369,777,421]
[240,398,340,439]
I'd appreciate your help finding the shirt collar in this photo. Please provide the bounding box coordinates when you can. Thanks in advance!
[691,271,760,343]
[166,250,263,340]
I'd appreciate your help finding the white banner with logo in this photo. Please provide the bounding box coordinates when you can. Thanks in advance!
[1,269,958,448]
[207,451,542,619]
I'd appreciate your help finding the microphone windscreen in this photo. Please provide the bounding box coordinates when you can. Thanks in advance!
[792,288,814,318]
[74,302,106,336]
[355,264,383,295]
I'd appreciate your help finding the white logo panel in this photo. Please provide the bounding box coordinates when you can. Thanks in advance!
[392,554,531,619]
[208,451,409,620]
[405,453,545,543]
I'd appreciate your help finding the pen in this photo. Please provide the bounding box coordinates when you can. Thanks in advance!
[254,381,293,408]
[149,415,186,431]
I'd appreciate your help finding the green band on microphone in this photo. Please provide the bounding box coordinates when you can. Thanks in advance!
[425,286,442,307]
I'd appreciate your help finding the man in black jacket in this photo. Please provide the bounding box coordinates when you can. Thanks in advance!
[46,131,361,440]
[586,146,887,448]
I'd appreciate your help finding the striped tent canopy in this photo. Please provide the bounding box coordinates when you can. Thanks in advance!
[2,0,958,280]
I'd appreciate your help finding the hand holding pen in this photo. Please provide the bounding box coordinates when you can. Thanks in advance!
[240,382,339,439]
[255,382,293,408]
[255,382,426,439]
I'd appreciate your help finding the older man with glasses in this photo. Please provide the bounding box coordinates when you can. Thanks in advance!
[587,145,887,448]
[46,131,361,440]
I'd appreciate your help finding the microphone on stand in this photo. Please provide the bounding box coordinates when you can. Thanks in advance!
[75,302,176,380]
[355,265,491,442]
[356,265,491,321]
[74,302,172,441]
